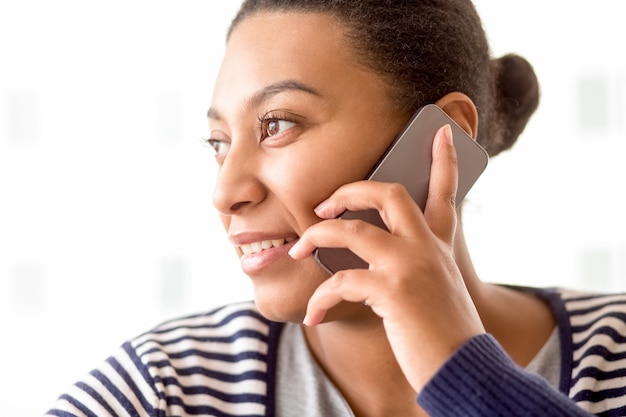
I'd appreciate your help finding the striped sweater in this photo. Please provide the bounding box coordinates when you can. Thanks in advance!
[45,287,626,416]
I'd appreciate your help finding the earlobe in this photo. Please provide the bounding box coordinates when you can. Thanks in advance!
[434,92,479,140]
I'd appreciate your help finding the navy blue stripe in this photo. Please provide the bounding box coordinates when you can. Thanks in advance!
[526,286,575,395]
[596,404,626,417]
[572,386,626,404]
[155,348,267,362]
[139,329,269,350]
[148,363,266,382]
[572,345,626,371]
[151,307,268,334]
[571,365,626,386]
[90,369,141,417]
[263,321,284,417]
[572,326,626,351]
[165,395,264,417]
[75,381,117,416]
[43,411,67,417]
[107,354,156,415]
[160,376,265,403]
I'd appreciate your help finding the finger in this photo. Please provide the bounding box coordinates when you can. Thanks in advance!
[424,124,458,243]
[303,268,378,326]
[314,181,426,238]
[289,217,394,263]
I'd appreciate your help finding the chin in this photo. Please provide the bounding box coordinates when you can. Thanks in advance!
[254,296,307,324]
[249,259,328,323]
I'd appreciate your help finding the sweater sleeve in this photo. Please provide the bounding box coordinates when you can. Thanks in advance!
[418,334,593,417]
[43,342,162,417]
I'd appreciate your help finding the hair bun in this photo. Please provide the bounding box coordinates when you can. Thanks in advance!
[486,54,540,156]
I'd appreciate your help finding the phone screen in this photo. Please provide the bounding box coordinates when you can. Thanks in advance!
[313,104,489,274]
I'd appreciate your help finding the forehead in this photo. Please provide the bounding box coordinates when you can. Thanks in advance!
[226,11,352,71]
[210,11,380,113]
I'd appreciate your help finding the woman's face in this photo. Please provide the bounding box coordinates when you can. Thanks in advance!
[209,11,408,322]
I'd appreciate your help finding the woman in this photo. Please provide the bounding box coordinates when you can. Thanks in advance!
[46,1,626,416]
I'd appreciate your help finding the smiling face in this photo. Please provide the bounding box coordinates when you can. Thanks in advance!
[208,11,409,322]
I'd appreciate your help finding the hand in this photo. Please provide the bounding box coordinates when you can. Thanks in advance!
[288,124,485,392]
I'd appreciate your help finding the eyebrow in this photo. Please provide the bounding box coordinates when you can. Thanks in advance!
[207,80,322,121]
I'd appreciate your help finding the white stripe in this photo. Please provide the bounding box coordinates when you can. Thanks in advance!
[565,293,626,312]
[169,371,268,396]
[161,379,266,416]
[165,354,267,376]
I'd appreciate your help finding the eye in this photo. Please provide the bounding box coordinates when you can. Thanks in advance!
[206,138,231,157]
[259,115,297,140]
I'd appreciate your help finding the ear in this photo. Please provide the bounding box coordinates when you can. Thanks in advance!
[434,92,479,140]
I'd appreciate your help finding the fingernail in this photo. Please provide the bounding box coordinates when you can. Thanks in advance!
[314,200,330,216]
[303,311,321,326]
[442,124,453,145]
[288,239,304,259]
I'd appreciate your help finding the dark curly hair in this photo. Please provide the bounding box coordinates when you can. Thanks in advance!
[228,0,540,157]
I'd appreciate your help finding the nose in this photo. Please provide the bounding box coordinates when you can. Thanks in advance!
[212,145,266,215]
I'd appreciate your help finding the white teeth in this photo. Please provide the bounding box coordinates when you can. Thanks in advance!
[240,238,290,255]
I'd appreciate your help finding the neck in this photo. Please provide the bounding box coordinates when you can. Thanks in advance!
[303,314,425,417]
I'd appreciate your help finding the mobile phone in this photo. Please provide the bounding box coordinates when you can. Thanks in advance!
[313,104,489,274]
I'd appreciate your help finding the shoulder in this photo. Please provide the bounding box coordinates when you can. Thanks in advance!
[45,302,284,417]
[130,300,281,375]
[125,301,283,416]
[134,300,273,347]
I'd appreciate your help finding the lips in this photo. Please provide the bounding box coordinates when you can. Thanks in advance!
[237,236,298,277]
[239,237,296,255]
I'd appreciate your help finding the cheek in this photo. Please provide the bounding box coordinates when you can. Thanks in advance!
[289,137,370,191]
[219,213,231,230]
[263,147,360,216]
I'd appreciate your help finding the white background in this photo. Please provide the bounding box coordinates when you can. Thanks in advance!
[0,1,625,415]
